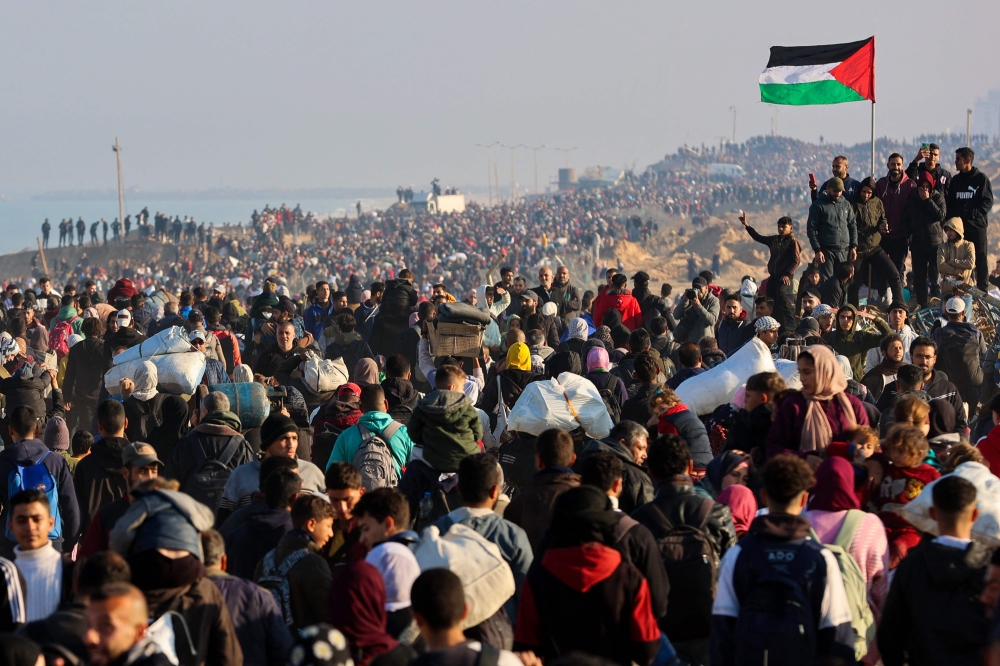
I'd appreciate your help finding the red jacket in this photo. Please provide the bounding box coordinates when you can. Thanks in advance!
[592,291,643,331]
[977,426,1000,477]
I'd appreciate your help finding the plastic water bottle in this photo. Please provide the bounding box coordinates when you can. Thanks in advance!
[418,492,433,523]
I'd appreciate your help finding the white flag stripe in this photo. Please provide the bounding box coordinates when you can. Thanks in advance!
[759,63,838,85]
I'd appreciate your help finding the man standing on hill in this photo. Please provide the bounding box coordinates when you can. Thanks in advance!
[877,153,916,275]
[809,155,861,204]
[947,147,994,291]
[807,177,858,283]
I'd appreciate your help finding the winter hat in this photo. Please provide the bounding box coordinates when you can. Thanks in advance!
[43,416,70,451]
[593,325,613,345]
[288,625,353,666]
[567,317,589,341]
[67,334,84,349]
[549,486,619,547]
[260,413,298,451]
[828,177,845,192]
[541,301,558,317]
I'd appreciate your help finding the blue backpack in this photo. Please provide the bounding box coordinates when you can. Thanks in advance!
[5,451,62,542]
[733,534,826,666]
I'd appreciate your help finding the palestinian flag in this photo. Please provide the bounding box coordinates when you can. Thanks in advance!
[759,37,875,105]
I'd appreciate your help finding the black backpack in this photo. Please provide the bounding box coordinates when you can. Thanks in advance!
[411,461,465,532]
[937,326,984,396]
[733,534,826,665]
[649,499,718,641]
[128,393,166,442]
[596,373,622,424]
[182,436,241,512]
[611,358,641,398]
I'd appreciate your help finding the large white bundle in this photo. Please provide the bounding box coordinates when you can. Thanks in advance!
[105,351,207,396]
[302,353,349,394]
[774,359,803,390]
[113,327,192,366]
[898,462,1000,546]
[676,337,777,415]
[506,372,614,439]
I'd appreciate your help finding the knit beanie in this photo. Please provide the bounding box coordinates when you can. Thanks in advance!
[43,416,70,451]
[261,413,298,451]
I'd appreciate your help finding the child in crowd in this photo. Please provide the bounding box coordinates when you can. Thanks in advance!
[867,424,940,568]
[71,430,93,464]
[324,463,367,570]
[407,364,482,473]
[938,217,975,297]
[940,443,988,474]
[726,372,787,461]
[647,385,713,469]
[826,425,881,506]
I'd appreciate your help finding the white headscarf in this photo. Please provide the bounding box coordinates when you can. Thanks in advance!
[232,364,254,383]
[132,361,159,401]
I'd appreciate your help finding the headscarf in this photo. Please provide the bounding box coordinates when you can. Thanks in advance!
[148,395,190,459]
[567,317,589,341]
[354,358,380,385]
[541,301,558,317]
[0,635,42,666]
[506,342,532,372]
[548,351,582,377]
[701,451,750,499]
[809,456,860,511]
[592,326,613,346]
[587,346,611,373]
[43,416,70,451]
[287,625,353,666]
[717,485,757,533]
[327,561,398,665]
[835,354,854,381]
[232,364,254,383]
[132,361,159,401]
[799,345,855,453]
[549,486,619,547]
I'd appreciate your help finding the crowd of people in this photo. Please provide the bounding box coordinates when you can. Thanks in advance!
[0,136,997,665]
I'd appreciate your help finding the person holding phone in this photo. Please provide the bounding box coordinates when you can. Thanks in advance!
[906,142,952,198]
[809,156,861,205]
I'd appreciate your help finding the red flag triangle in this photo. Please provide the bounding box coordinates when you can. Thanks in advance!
[830,37,875,102]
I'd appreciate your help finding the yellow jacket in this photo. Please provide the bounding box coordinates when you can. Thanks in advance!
[938,217,975,294]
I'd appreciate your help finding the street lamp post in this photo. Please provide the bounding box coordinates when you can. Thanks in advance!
[476,142,500,206]
[528,144,546,194]
[555,146,578,168]
[729,106,737,144]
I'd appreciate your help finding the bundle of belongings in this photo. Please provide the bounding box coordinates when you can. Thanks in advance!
[428,302,490,358]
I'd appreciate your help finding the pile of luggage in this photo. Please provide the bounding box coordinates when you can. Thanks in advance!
[428,302,489,358]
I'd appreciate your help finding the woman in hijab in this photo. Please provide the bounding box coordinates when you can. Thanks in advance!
[557,317,590,356]
[716,484,757,539]
[147,395,190,459]
[327,561,416,666]
[232,364,254,383]
[585,346,628,410]
[860,334,904,402]
[805,456,888,649]
[926,398,962,455]
[122,361,166,443]
[478,341,536,414]
[768,344,869,460]
[696,450,751,499]
[354,358,381,385]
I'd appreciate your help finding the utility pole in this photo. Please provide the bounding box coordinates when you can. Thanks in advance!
[967,108,972,147]
[729,106,736,143]
[113,138,125,235]
[775,108,779,136]
[529,144,546,194]
[555,146,578,168]
[494,164,501,205]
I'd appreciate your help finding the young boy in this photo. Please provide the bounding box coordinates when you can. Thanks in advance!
[868,424,940,568]
[711,455,855,665]
[879,475,991,664]
[254,494,334,631]
[9,489,72,621]
[324,462,367,569]
[354,488,421,639]
[741,212,801,330]
[727,371,786,460]
[938,217,975,297]
[407,364,482,473]
[71,430,93,464]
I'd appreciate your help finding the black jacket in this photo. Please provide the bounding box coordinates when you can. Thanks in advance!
[576,438,653,514]
[744,226,801,278]
[901,188,947,250]
[946,166,994,230]
[207,571,293,666]
[73,436,130,541]
[63,337,106,404]
[224,507,293,581]
[934,321,986,404]
[631,478,736,561]
[905,160,952,198]
[503,469,581,554]
[0,363,50,417]
[165,423,254,490]
[818,276,848,309]
[876,369,968,434]
[878,539,991,666]
[614,513,670,621]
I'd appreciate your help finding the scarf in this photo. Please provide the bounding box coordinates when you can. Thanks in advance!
[131,360,159,401]
[587,346,610,373]
[702,451,750,499]
[800,345,856,453]
[232,364,254,383]
[874,357,904,376]
[567,317,589,340]
[327,561,398,665]
[809,456,860,511]
[507,342,532,371]
[717,484,757,533]
[354,358,380,385]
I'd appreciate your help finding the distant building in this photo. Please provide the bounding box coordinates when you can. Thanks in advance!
[577,166,625,189]
[410,191,466,214]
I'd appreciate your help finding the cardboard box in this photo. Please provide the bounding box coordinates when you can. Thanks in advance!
[428,321,485,358]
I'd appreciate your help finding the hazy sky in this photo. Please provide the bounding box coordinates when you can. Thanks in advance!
[3,1,998,196]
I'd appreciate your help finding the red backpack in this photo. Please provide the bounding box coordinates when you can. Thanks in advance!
[50,318,76,358]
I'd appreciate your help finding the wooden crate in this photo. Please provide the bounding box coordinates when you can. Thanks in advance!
[428,321,485,358]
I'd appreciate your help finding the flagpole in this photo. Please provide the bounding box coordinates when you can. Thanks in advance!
[870,101,876,177]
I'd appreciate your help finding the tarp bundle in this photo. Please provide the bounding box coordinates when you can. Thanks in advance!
[675,337,778,415]
[506,372,614,439]
[899,462,1000,546]
[105,327,206,395]
[113,327,192,365]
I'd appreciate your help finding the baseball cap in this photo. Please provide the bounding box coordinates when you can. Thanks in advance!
[828,177,845,192]
[337,382,362,401]
[692,277,707,288]
[519,290,538,303]
[211,283,225,294]
[189,329,206,342]
[811,304,834,318]
[945,297,966,314]
[116,309,132,326]
[122,442,163,468]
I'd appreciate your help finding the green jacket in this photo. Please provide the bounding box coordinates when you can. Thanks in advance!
[408,389,483,473]
[822,305,891,380]
[853,197,886,256]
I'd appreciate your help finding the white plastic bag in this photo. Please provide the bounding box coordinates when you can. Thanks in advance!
[740,277,758,314]
[414,523,515,628]
[302,353,348,394]
[774,359,803,390]
[106,351,207,396]
[506,372,614,439]
[675,337,777,415]
[898,462,1000,546]
[113,326,193,365]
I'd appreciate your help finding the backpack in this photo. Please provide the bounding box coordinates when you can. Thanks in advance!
[411,461,464,533]
[387,403,413,427]
[611,359,641,398]
[733,534,826,666]
[130,393,167,442]
[5,452,62,542]
[649,499,717,640]
[596,372,621,424]
[353,422,402,491]
[809,510,875,660]
[50,318,75,358]
[181,436,241,511]
[257,548,313,627]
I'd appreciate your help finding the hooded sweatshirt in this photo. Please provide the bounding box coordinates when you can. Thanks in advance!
[0,439,79,556]
[74,435,131,544]
[224,507,293,580]
[822,304,891,381]
[407,390,482,473]
[946,165,994,230]
[327,411,415,477]
[938,217,975,293]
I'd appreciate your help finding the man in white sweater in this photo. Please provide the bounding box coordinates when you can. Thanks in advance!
[9,488,66,621]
